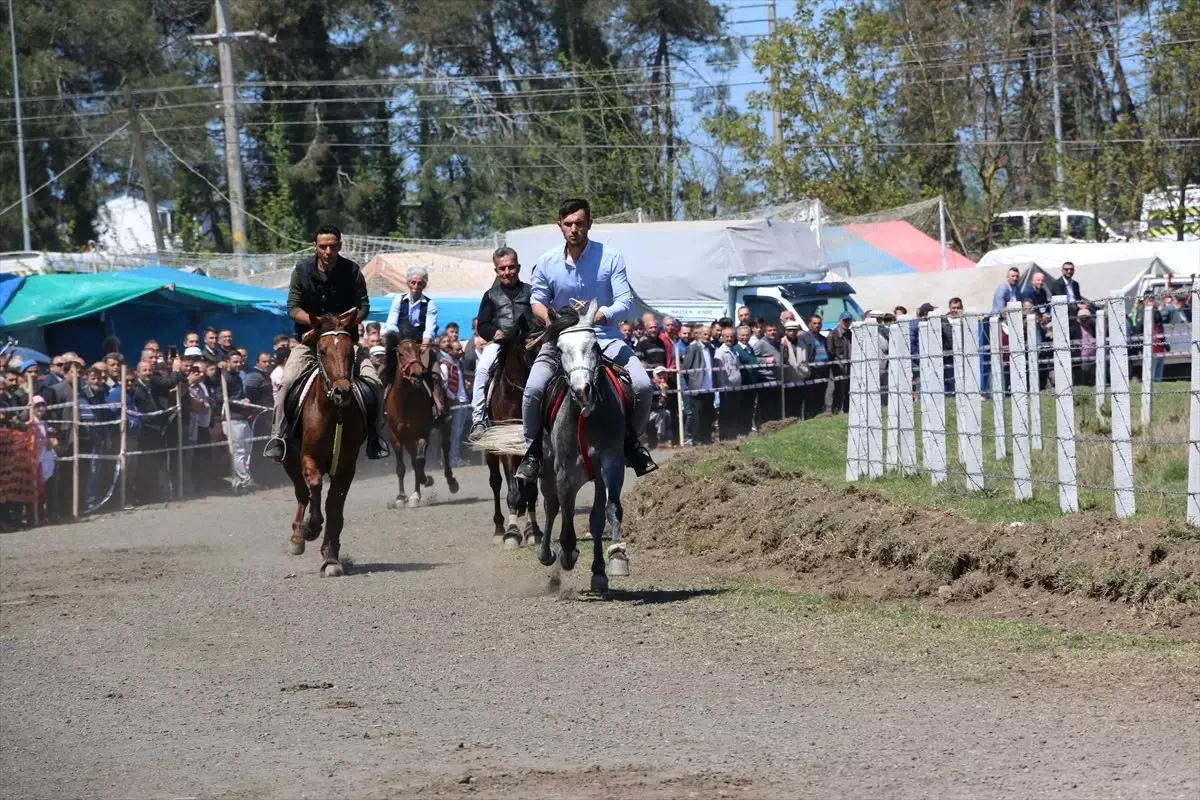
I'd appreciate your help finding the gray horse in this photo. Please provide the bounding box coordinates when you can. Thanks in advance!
[473,299,630,591]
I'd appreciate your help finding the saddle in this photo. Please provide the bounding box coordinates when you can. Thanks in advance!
[284,363,377,441]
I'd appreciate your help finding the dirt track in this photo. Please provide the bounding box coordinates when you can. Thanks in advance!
[2,462,1199,799]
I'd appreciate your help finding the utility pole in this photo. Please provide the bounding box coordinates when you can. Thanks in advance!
[126,86,165,256]
[8,0,31,251]
[189,0,274,275]
[1049,0,1067,208]
[767,0,782,148]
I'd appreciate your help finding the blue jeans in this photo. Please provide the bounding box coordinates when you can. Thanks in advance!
[521,337,652,446]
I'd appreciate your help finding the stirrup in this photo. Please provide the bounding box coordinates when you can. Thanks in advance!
[516,454,541,483]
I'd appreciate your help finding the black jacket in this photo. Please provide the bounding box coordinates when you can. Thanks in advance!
[287,254,370,340]
[476,280,534,342]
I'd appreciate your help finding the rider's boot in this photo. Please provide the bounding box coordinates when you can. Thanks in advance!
[263,437,286,462]
[367,433,390,460]
[468,421,488,442]
[366,385,391,460]
[624,427,658,477]
[515,436,543,484]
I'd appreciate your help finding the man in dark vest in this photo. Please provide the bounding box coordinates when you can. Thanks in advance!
[467,246,534,440]
[384,264,448,422]
[263,224,390,461]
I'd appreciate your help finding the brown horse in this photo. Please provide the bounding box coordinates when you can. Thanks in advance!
[385,339,459,508]
[284,310,366,577]
[486,338,542,549]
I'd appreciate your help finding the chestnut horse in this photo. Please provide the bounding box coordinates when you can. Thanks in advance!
[486,337,542,549]
[385,339,459,508]
[284,310,366,577]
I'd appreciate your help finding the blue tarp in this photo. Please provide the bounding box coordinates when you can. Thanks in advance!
[113,266,288,313]
[822,226,915,276]
[0,273,24,328]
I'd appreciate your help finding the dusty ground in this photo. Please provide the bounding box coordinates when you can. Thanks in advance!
[628,446,1200,637]
[2,460,1199,799]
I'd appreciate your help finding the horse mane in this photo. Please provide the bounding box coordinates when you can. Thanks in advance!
[544,305,583,342]
[310,312,344,334]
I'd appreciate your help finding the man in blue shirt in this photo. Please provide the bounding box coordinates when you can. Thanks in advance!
[516,198,657,481]
[385,265,446,421]
[991,267,1022,314]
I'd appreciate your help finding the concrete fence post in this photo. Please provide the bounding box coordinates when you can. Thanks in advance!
[1006,303,1033,500]
[1051,295,1079,513]
[1108,293,1135,519]
[989,314,1007,459]
[1026,312,1043,451]
[885,322,900,471]
[1141,300,1154,427]
[845,322,865,482]
[961,313,984,491]
[892,320,917,475]
[1189,288,1200,526]
[862,322,884,478]
[918,319,947,485]
[951,313,967,466]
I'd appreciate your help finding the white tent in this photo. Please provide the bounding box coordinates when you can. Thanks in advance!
[504,218,825,308]
[977,241,1199,275]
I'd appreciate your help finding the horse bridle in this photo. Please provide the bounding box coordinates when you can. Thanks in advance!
[315,329,352,400]
[557,324,601,386]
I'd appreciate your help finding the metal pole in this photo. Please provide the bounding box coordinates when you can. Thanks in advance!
[215,0,249,271]
[938,195,948,271]
[675,370,686,446]
[768,0,782,148]
[7,0,31,251]
[26,372,37,525]
[71,368,79,519]
[1049,0,1067,208]
[119,366,127,510]
[125,86,165,255]
[175,384,184,500]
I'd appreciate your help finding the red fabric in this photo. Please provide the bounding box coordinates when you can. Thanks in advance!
[443,361,460,395]
[659,333,676,369]
[844,220,976,272]
[0,429,38,505]
[577,413,594,480]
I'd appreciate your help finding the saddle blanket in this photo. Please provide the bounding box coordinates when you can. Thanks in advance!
[284,365,377,440]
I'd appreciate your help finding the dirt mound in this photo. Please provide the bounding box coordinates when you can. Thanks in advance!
[627,446,1200,636]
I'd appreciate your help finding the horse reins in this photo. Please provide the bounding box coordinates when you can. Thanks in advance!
[315,329,352,401]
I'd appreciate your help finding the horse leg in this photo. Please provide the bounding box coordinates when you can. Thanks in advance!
[442,419,459,494]
[405,441,422,507]
[417,437,434,488]
[287,460,307,555]
[556,472,579,572]
[391,441,406,508]
[320,467,354,577]
[538,469,559,568]
[525,474,543,546]
[301,456,324,542]
[589,477,609,592]
[601,457,628,578]
[489,455,505,541]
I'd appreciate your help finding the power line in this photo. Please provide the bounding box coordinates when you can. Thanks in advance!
[0,123,129,218]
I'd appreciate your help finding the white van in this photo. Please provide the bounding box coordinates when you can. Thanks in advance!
[991,208,1126,244]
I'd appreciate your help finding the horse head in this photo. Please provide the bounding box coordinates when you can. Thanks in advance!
[395,338,425,385]
[549,298,601,417]
[302,309,357,408]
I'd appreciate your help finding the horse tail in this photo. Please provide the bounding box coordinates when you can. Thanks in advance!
[470,423,527,456]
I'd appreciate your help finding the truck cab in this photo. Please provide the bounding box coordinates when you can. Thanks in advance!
[728,277,863,362]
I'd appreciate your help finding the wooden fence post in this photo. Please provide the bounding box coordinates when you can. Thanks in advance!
[918,319,946,485]
[119,365,127,510]
[1006,303,1032,500]
[175,384,184,500]
[1026,312,1043,451]
[1108,294,1135,519]
[989,314,1007,459]
[1188,287,1200,526]
[1051,295,1078,513]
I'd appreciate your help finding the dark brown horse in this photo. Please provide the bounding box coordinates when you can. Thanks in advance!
[385,339,459,508]
[284,310,366,577]
[486,338,542,549]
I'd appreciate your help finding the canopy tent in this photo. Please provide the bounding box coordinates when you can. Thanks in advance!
[113,266,288,314]
[977,241,1200,274]
[505,218,826,309]
[827,220,976,276]
[0,273,24,328]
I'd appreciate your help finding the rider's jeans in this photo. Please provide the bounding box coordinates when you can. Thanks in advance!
[520,337,651,447]
[470,341,502,426]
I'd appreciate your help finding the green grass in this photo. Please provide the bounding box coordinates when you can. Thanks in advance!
[742,380,1193,525]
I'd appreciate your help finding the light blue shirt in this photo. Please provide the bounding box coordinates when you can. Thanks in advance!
[530,240,632,340]
[384,293,439,340]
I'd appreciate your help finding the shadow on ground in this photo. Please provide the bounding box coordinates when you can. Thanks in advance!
[351,562,448,575]
[580,587,728,605]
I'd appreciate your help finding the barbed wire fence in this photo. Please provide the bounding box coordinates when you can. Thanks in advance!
[844,290,1200,525]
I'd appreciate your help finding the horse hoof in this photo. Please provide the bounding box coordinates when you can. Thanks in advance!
[590,574,609,592]
[423,475,435,488]
[447,478,460,494]
[386,499,397,510]
[502,535,522,551]
[526,531,542,546]
[302,523,321,542]
[539,550,556,567]
[607,552,629,578]
[406,493,421,509]
[321,560,344,577]
[559,548,579,572]
[288,540,304,556]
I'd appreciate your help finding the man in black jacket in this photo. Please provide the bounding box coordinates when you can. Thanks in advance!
[263,224,389,461]
[468,246,534,440]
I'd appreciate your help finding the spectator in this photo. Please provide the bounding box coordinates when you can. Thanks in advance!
[618,320,633,344]
[369,345,387,374]
[779,310,795,326]
[223,352,255,493]
[635,314,668,369]
[216,328,235,361]
[444,321,461,344]
[29,395,56,522]
[41,355,67,389]
[1024,271,1050,314]
[805,314,828,417]
[646,366,673,448]
[1072,307,1097,386]
[104,353,123,390]
[183,331,201,351]
[992,267,1022,313]
[107,366,142,508]
[780,319,810,418]
[1134,295,1168,384]
[1052,261,1082,307]
[78,366,110,509]
[681,325,715,444]
[736,306,751,327]
[713,327,742,440]
[1,367,30,428]
[894,305,907,318]
[942,297,964,394]
[439,338,469,468]
[202,327,221,363]
[244,352,275,411]
[751,322,783,424]
[826,311,853,414]
[270,335,290,399]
